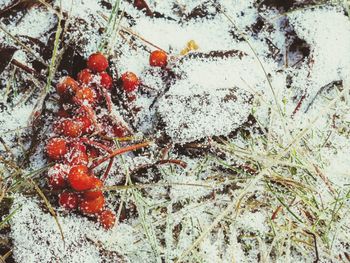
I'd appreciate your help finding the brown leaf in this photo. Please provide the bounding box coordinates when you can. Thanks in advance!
[0,46,17,74]
[133,0,153,16]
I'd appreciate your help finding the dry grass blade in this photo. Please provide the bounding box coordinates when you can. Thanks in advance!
[175,169,267,262]
[29,179,65,245]
[120,26,167,53]
[0,249,11,263]
[98,10,167,53]
[102,182,212,192]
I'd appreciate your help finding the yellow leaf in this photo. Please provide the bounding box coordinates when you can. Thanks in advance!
[180,40,199,55]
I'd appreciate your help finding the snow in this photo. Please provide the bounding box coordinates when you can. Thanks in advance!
[0,0,12,10]
[158,85,252,143]
[1,0,350,262]
[289,6,350,103]
[10,195,131,263]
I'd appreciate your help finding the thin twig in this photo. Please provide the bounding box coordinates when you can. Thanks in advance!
[91,141,151,169]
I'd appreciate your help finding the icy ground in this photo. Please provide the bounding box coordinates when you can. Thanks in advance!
[1,0,350,262]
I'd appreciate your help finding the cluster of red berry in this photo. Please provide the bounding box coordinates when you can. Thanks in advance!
[45,49,167,230]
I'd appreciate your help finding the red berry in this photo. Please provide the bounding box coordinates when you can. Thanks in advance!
[68,165,94,191]
[98,72,113,89]
[149,50,168,68]
[59,119,83,138]
[79,195,105,214]
[75,115,93,134]
[77,68,94,85]
[87,53,108,72]
[47,164,67,189]
[70,142,87,152]
[75,87,96,104]
[67,143,89,166]
[98,210,116,230]
[83,177,103,200]
[56,76,80,96]
[112,125,127,137]
[121,72,140,92]
[46,138,68,160]
[59,192,79,210]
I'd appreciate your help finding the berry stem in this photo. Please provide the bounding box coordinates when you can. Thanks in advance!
[292,93,306,117]
[90,141,150,169]
[101,157,114,182]
[101,87,113,113]
[75,100,102,134]
[79,138,113,153]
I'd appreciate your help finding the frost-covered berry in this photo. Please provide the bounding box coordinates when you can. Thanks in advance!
[98,210,116,230]
[75,115,93,134]
[46,138,68,160]
[67,143,89,166]
[59,192,79,210]
[75,87,96,104]
[87,53,108,72]
[149,50,167,68]
[121,72,140,92]
[68,165,94,191]
[47,164,67,190]
[98,72,113,89]
[59,119,83,138]
[83,177,103,200]
[77,68,94,85]
[113,125,127,138]
[56,76,80,96]
[79,194,105,214]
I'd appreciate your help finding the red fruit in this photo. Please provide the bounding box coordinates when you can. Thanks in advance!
[77,68,94,85]
[75,115,93,134]
[70,142,87,152]
[112,125,127,137]
[60,119,83,138]
[98,72,113,89]
[79,195,105,214]
[83,177,103,200]
[46,138,68,160]
[121,72,140,92]
[68,165,94,191]
[67,143,89,166]
[87,53,108,72]
[56,76,80,96]
[149,50,168,68]
[47,164,67,189]
[98,210,116,230]
[75,87,96,104]
[59,192,79,210]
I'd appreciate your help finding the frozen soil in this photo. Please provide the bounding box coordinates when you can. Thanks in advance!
[1,0,350,262]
